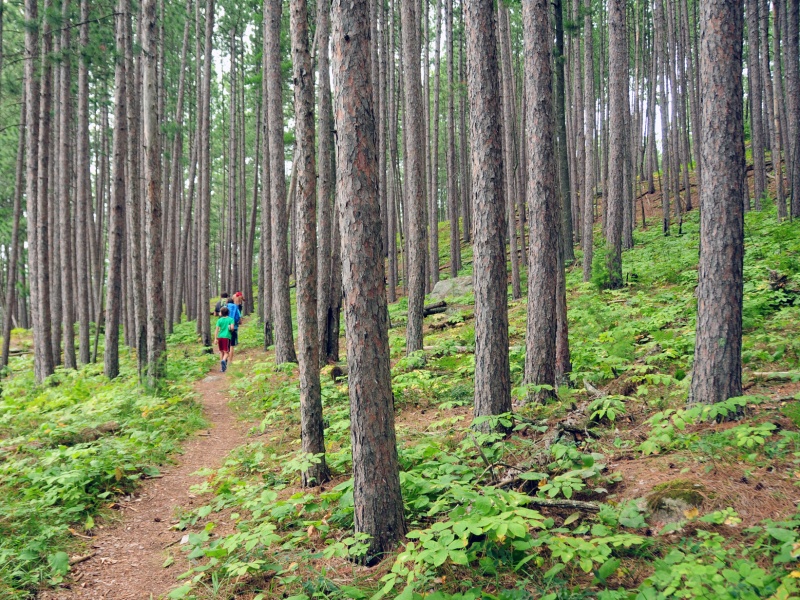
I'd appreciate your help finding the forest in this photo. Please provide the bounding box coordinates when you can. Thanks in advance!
[0,0,800,596]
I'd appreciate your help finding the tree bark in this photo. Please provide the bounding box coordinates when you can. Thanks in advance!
[197,0,214,347]
[446,0,461,278]
[746,0,766,207]
[582,0,595,282]
[104,0,128,379]
[523,0,560,403]
[316,0,334,365]
[400,0,426,354]
[689,0,744,405]
[58,0,76,369]
[291,0,330,487]
[266,0,297,363]
[553,0,575,262]
[260,0,273,346]
[606,0,626,288]
[76,0,91,364]
[429,0,442,288]
[773,0,787,219]
[498,6,520,301]
[785,0,800,218]
[465,0,512,431]
[142,0,166,386]
[330,0,407,560]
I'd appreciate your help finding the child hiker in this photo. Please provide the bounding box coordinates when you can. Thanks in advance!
[215,306,235,372]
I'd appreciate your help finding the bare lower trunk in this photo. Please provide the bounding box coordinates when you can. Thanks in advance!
[689,0,744,405]
[316,0,334,365]
[464,0,511,430]
[400,0,426,354]
[266,0,297,363]
[104,0,128,379]
[523,0,560,403]
[582,0,595,282]
[143,0,166,386]
[291,0,329,487]
[606,0,626,288]
[331,0,406,559]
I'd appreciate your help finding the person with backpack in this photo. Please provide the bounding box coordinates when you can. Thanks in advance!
[214,292,229,316]
[226,295,241,363]
[214,306,235,372]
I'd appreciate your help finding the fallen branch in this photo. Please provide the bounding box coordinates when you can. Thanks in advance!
[527,497,601,513]
[423,344,470,354]
[424,306,448,317]
[69,552,96,566]
[423,300,447,311]
[751,371,800,382]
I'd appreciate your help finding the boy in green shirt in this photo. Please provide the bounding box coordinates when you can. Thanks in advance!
[215,306,235,372]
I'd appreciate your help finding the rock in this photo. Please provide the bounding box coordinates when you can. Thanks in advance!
[646,479,706,524]
[430,276,473,300]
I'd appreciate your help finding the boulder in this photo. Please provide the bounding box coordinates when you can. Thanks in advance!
[430,275,473,300]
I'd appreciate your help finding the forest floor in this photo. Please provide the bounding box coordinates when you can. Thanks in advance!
[3,174,800,599]
[37,352,255,600]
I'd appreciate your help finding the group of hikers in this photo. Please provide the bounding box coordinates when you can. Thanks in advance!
[213,291,244,372]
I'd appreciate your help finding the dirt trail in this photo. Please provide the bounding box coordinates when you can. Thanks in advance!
[41,358,250,600]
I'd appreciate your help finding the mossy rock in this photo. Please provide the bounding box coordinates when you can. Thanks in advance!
[646,480,706,524]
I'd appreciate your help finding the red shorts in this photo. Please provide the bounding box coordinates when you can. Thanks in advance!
[217,338,231,352]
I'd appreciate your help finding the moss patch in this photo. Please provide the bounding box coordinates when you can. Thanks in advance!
[646,479,706,512]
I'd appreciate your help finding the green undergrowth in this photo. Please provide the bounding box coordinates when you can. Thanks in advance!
[0,320,217,598]
[160,206,800,599]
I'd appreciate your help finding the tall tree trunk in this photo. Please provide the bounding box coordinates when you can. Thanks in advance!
[266,0,297,363]
[316,0,333,364]
[198,0,214,346]
[76,0,91,364]
[104,0,128,379]
[291,0,329,487]
[260,0,273,346]
[785,0,800,218]
[166,1,192,333]
[747,0,766,207]
[689,0,744,404]
[606,0,626,288]
[387,0,398,302]
[35,0,55,380]
[429,0,442,288]
[465,0,511,430]
[459,37,472,245]
[523,0,560,402]
[446,0,460,278]
[498,6,520,300]
[326,174,342,363]
[400,0,426,354]
[330,0,407,560]
[2,95,25,369]
[656,0,672,234]
[553,0,575,262]
[126,3,147,375]
[582,0,595,282]
[758,0,774,155]
[143,0,166,386]
[773,0,787,219]
[59,0,76,369]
